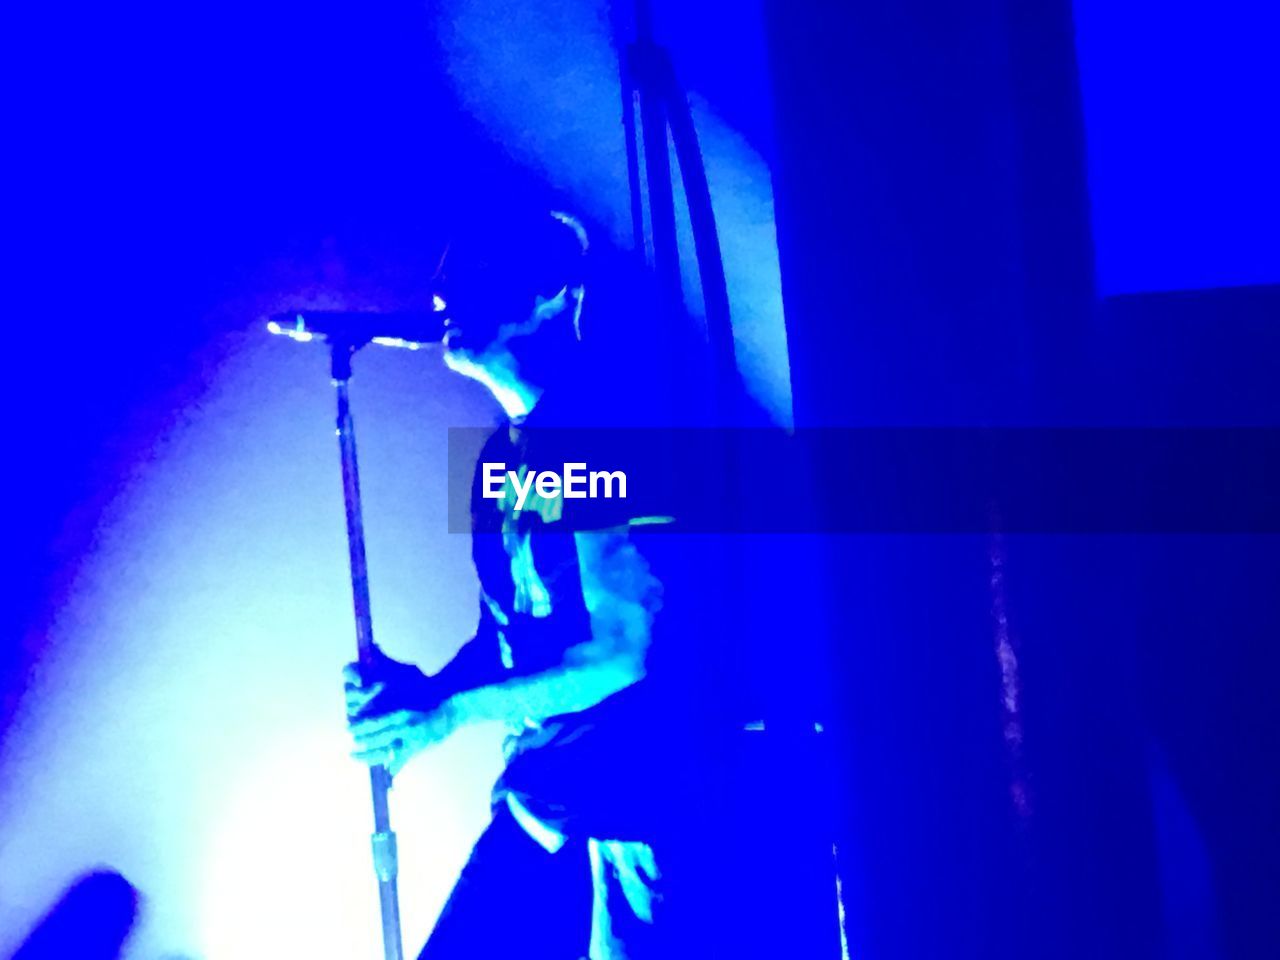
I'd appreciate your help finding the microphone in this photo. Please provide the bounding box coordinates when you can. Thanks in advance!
[266,309,445,350]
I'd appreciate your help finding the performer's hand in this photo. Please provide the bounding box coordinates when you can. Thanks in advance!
[343,647,457,776]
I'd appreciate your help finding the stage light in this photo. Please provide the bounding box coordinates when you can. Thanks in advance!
[0,329,503,958]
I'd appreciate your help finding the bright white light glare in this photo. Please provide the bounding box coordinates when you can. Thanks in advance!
[432,294,447,313]
[198,733,382,958]
[266,315,315,344]
[371,337,423,351]
[0,334,500,959]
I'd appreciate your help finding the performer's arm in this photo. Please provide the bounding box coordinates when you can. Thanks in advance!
[423,598,510,692]
[347,528,660,772]
[341,596,506,743]
[440,528,659,722]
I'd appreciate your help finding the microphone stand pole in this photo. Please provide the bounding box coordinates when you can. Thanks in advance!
[330,338,405,960]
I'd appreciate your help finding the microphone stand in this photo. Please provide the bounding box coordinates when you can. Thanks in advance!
[330,338,405,960]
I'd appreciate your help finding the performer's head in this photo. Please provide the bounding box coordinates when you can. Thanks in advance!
[433,210,589,414]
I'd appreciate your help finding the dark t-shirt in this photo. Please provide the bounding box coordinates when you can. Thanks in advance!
[468,380,708,841]
[467,394,640,676]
